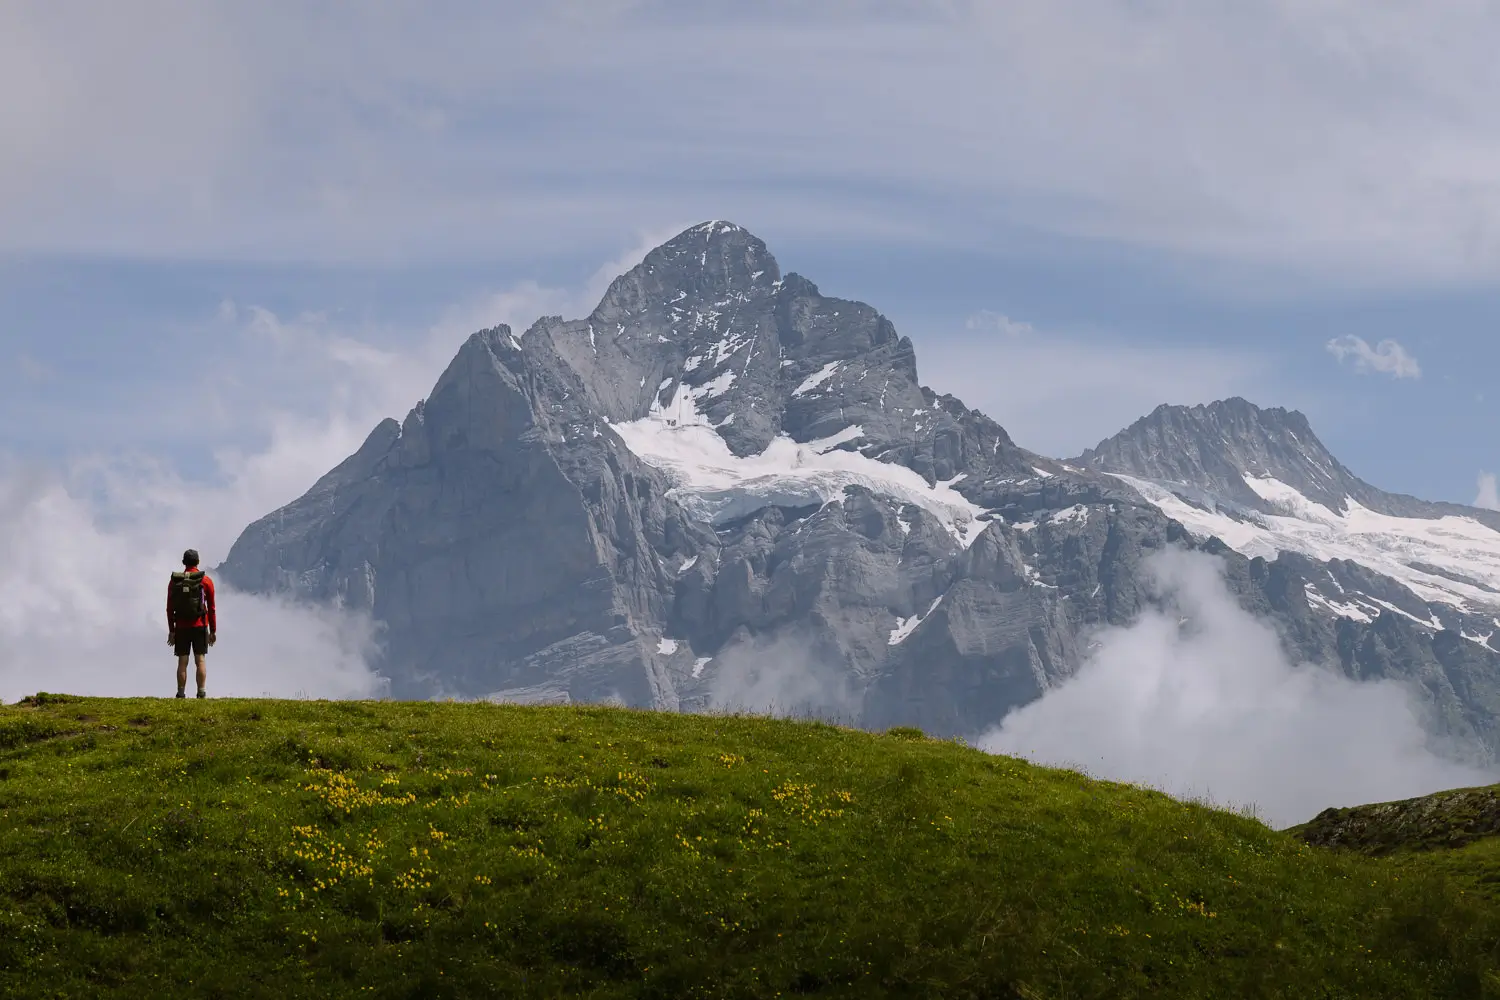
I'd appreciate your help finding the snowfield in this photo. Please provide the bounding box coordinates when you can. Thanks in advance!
[609,382,988,547]
[1110,473,1500,612]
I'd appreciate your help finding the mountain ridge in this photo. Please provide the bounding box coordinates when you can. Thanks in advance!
[218,221,1500,765]
[1074,395,1500,531]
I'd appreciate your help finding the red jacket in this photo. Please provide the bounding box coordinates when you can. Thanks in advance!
[167,571,217,632]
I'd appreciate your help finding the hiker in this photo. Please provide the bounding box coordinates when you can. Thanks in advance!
[167,548,217,699]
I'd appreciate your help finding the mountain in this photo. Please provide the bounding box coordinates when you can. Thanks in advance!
[1076,396,1500,532]
[1072,399,1500,649]
[219,222,1500,763]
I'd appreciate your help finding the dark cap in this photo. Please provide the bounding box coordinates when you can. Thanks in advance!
[183,548,200,567]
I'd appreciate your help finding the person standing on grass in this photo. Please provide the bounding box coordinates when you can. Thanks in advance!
[167,548,217,699]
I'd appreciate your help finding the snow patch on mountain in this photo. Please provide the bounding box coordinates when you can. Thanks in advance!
[889,596,944,645]
[793,361,840,396]
[1303,585,1375,623]
[610,383,987,546]
[1111,473,1500,611]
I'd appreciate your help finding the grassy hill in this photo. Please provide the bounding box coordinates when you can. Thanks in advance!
[1,694,1497,999]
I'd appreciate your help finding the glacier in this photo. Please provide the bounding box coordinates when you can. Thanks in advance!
[609,380,988,547]
[1110,472,1500,613]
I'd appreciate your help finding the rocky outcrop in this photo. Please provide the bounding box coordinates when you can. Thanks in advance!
[1290,782,1500,851]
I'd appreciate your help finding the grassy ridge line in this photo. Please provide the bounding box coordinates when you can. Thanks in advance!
[0,695,1495,999]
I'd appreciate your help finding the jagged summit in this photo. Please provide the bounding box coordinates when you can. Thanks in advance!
[1074,396,1500,530]
[1073,396,1354,512]
[589,221,781,335]
[1072,396,1500,617]
[506,220,1040,481]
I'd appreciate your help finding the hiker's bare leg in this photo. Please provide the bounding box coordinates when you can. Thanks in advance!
[195,653,207,693]
[177,654,190,692]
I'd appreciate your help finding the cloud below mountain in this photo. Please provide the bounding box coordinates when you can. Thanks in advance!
[703,630,860,724]
[0,453,385,703]
[979,548,1496,828]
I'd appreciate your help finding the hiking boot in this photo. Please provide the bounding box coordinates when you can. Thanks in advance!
[175,691,186,699]
[196,690,206,699]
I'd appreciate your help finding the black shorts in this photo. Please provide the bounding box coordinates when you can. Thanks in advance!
[173,627,209,657]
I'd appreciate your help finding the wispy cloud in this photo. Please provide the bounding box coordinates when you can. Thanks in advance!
[9,3,1500,286]
[979,548,1495,828]
[1326,335,1422,379]
[705,629,860,724]
[964,310,1034,336]
[1477,472,1500,510]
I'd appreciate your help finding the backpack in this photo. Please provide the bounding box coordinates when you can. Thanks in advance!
[170,570,206,626]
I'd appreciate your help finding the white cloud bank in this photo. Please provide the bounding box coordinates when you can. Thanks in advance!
[1326,334,1422,379]
[0,454,385,703]
[979,548,1495,828]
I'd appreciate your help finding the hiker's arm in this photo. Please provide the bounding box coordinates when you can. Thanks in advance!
[206,576,217,634]
[166,581,174,631]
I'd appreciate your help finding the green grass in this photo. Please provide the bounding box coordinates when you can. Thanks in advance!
[1,694,1497,999]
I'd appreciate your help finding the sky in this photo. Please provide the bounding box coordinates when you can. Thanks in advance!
[4,1,1500,817]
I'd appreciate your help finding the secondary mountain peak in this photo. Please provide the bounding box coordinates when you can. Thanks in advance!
[1073,396,1352,512]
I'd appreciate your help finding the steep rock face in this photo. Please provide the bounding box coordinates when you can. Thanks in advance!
[220,222,1500,765]
[223,328,714,705]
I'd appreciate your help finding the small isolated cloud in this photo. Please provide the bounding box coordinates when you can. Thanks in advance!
[1476,472,1500,510]
[979,548,1493,828]
[16,354,53,382]
[1325,335,1422,379]
[964,310,1035,336]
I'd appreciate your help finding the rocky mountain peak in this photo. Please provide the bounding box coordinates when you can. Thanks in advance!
[590,221,781,331]
[507,221,1038,483]
[1072,396,1354,511]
